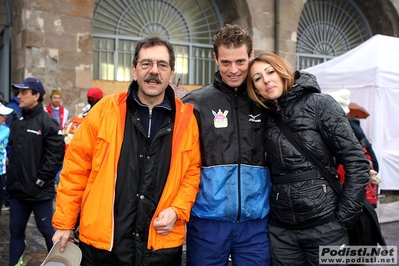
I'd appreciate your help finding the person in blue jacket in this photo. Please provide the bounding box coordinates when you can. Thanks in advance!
[182,24,272,266]
[0,103,13,215]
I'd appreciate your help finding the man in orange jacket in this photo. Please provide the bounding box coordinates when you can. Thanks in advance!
[51,37,201,266]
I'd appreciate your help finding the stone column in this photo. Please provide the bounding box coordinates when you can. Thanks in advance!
[10,0,95,116]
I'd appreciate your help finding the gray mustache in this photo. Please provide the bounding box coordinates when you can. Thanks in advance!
[144,74,163,84]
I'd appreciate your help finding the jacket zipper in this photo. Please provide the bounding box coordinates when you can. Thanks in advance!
[147,109,152,139]
[234,92,242,222]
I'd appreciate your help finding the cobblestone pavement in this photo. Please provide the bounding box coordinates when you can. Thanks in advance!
[1,190,398,265]
[0,210,48,266]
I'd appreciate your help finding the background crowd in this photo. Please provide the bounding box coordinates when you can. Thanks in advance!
[0,24,377,266]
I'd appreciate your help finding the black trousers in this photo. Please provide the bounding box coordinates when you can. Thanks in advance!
[269,220,348,266]
[0,174,5,214]
[80,241,182,266]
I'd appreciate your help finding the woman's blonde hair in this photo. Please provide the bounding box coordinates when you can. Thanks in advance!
[247,52,295,108]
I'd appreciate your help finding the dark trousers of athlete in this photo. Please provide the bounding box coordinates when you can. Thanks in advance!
[0,174,5,214]
[8,198,54,266]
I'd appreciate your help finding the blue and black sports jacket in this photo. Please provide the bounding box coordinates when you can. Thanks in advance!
[183,71,271,223]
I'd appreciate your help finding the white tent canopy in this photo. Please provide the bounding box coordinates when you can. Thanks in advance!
[304,34,399,191]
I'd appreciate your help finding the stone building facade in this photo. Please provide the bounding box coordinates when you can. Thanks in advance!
[8,0,94,113]
[2,0,399,116]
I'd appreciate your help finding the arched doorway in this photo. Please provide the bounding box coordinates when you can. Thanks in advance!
[296,0,372,70]
[93,0,223,85]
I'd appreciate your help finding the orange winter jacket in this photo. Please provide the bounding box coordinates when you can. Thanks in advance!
[53,91,201,251]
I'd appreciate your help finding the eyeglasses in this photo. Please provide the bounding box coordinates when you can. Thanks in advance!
[137,59,170,71]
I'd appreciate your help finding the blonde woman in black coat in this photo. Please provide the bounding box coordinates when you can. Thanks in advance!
[247,52,370,266]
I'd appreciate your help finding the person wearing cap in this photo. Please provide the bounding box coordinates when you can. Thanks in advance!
[0,103,13,216]
[82,86,105,117]
[327,89,379,174]
[52,37,201,265]
[7,77,65,266]
[63,87,105,146]
[327,89,381,208]
[45,89,69,129]
[327,88,379,171]
[45,89,69,184]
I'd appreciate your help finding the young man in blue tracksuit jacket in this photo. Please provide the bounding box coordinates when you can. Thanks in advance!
[182,24,272,266]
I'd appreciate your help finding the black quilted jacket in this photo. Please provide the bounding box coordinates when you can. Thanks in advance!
[265,71,370,230]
